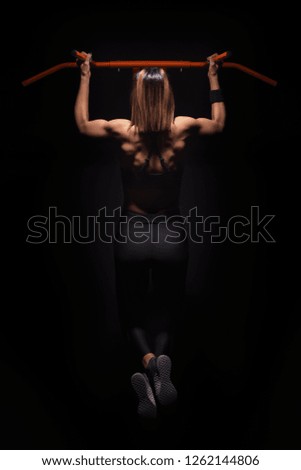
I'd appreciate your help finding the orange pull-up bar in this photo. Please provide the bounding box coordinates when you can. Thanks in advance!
[21,50,277,87]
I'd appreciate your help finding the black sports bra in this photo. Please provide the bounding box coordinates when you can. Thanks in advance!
[120,151,183,213]
[121,151,182,187]
[138,151,171,174]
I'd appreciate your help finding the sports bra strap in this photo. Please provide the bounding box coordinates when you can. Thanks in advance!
[139,152,170,173]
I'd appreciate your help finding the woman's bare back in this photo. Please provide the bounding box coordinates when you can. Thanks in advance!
[112,117,192,213]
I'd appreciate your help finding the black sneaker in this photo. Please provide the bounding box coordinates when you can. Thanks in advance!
[146,355,177,407]
[131,372,157,419]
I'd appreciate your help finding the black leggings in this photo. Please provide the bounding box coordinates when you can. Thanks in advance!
[114,209,188,358]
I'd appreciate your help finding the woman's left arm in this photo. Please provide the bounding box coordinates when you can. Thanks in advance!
[74,52,112,137]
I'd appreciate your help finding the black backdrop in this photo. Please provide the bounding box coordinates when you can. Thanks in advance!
[1,5,300,449]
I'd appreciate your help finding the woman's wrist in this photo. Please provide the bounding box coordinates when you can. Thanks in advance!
[209,89,224,103]
[209,75,220,89]
[80,75,90,85]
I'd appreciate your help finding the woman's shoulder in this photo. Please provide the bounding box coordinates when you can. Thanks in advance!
[173,116,197,136]
[109,119,131,132]
[107,119,134,140]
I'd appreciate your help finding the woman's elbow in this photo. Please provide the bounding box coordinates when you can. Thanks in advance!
[215,121,225,133]
[76,121,89,135]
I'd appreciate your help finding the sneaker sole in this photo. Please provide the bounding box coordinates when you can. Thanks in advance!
[156,355,178,406]
[131,372,157,419]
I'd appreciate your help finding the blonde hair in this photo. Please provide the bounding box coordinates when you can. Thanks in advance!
[130,68,175,133]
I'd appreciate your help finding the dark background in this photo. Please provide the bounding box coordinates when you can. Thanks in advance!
[1,4,300,449]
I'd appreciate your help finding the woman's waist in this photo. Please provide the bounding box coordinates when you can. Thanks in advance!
[121,206,183,223]
[121,167,183,190]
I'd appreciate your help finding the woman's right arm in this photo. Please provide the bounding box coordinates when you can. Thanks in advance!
[175,54,226,136]
[197,54,226,134]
